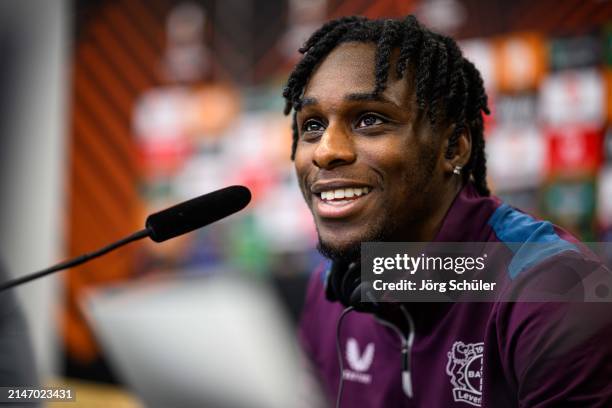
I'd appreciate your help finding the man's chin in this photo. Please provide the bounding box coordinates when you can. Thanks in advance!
[315,222,391,262]
[316,239,361,263]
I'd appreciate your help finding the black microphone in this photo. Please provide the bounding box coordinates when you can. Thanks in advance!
[0,185,252,291]
[146,185,251,242]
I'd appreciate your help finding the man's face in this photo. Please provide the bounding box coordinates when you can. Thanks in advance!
[294,42,449,260]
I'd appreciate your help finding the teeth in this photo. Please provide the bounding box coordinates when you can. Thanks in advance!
[319,187,370,201]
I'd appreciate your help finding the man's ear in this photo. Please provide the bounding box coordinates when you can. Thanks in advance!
[442,127,471,175]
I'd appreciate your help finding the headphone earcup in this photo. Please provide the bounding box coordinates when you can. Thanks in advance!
[326,260,380,314]
[348,281,381,314]
[325,260,347,302]
[325,260,359,307]
[339,262,360,305]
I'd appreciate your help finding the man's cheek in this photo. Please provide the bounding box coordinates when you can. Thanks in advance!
[299,183,317,214]
[297,185,311,210]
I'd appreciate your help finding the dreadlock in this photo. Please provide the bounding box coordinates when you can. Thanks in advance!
[282,15,491,196]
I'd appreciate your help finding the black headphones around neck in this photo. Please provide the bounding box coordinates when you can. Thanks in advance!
[325,260,381,314]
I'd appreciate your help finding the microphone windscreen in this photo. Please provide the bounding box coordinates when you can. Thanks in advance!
[145,185,251,243]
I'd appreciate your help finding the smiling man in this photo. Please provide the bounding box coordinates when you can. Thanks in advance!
[295,43,456,258]
[284,15,612,408]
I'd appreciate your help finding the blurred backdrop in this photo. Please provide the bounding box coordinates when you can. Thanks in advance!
[1,0,612,404]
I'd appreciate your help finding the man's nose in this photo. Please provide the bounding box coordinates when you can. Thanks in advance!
[312,124,356,169]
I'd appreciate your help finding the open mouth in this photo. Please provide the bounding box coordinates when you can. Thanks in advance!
[314,186,373,218]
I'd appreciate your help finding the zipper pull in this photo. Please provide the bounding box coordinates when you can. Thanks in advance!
[402,370,413,398]
[401,346,413,398]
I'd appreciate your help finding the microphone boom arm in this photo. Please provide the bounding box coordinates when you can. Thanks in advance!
[0,229,150,291]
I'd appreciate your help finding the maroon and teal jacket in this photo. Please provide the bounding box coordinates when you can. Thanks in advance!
[299,183,612,407]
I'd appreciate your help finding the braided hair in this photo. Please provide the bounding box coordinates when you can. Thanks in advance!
[282,15,491,196]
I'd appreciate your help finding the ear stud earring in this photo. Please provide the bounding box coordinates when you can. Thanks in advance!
[453,165,462,175]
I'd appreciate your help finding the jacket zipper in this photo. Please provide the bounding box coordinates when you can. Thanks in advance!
[375,306,415,398]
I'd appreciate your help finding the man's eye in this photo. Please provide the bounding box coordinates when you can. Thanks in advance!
[356,114,384,128]
[302,120,325,133]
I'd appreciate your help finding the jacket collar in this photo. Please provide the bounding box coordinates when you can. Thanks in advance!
[433,182,500,243]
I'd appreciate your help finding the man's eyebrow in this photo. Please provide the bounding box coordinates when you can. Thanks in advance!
[345,92,400,108]
[297,97,317,110]
[296,92,400,110]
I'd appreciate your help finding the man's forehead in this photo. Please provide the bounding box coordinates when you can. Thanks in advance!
[302,42,411,108]
[312,42,379,78]
[303,42,377,96]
